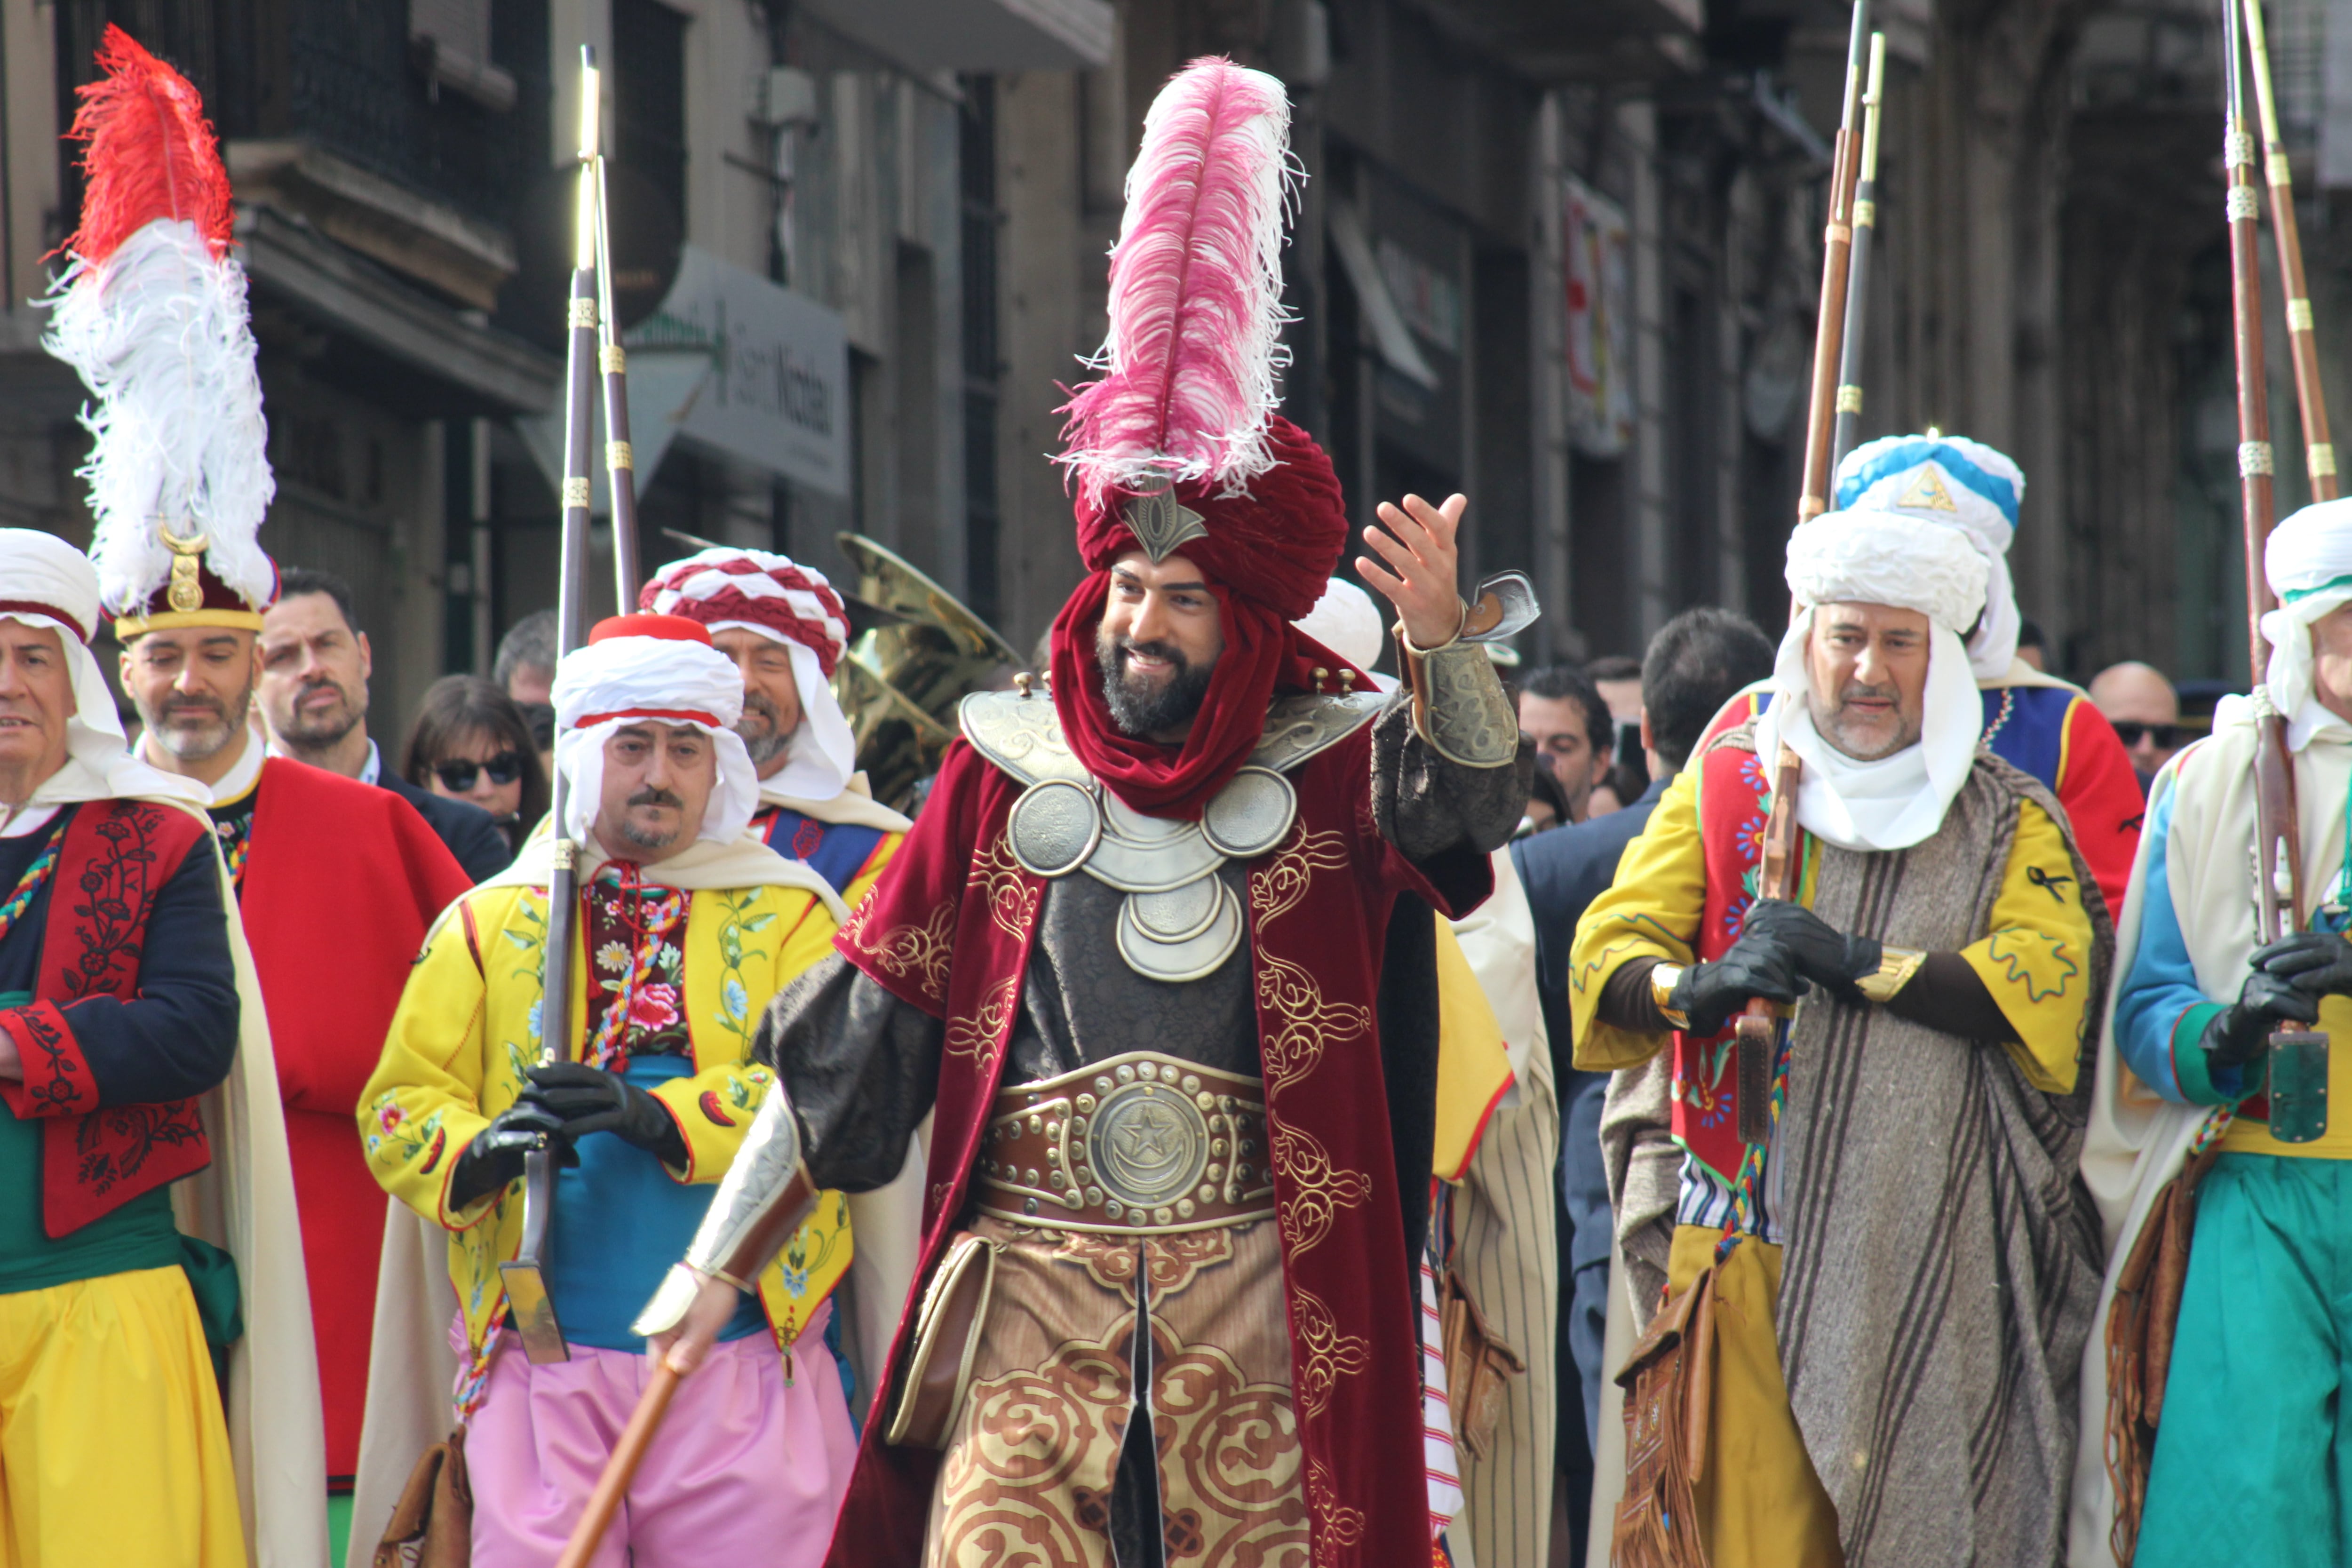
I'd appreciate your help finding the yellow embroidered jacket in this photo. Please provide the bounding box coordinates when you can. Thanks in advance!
[360,874,848,1359]
[1569,760,2099,1096]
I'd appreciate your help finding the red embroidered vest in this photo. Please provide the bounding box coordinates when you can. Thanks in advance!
[0,800,214,1237]
[1675,733,1807,1184]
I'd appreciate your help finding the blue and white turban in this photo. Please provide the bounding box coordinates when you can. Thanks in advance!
[1836,434,2026,679]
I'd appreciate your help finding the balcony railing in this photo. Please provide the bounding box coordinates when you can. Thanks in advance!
[55,0,547,234]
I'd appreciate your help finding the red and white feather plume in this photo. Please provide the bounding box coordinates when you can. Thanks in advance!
[1057,57,1298,508]
[43,25,274,618]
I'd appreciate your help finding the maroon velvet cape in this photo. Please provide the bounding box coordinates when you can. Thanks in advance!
[825,719,1489,1567]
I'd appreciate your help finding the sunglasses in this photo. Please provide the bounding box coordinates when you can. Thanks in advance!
[2109,722,2179,750]
[433,751,528,792]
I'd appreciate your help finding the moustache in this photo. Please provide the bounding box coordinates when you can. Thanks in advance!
[1115,638,1187,671]
[1836,682,1900,705]
[161,694,227,720]
[626,787,685,810]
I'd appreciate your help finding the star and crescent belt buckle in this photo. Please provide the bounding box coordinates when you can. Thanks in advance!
[1121,488,1209,563]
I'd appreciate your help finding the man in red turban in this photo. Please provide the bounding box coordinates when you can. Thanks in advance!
[636,58,1531,1568]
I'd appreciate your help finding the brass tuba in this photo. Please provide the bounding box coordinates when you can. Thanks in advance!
[830,533,1021,812]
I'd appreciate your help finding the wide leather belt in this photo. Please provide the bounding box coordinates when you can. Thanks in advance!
[975,1051,1274,1234]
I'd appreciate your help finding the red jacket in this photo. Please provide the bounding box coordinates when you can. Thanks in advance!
[240,757,472,1479]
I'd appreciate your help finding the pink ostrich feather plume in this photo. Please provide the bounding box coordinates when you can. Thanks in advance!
[1057,57,1298,509]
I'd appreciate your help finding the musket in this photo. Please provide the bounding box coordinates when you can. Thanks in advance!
[592,76,643,597]
[498,44,610,1365]
[2221,0,2327,1142]
[1795,0,1873,522]
[2241,0,2337,501]
[549,48,667,1567]
[1729,0,1869,1149]
[1829,32,1887,476]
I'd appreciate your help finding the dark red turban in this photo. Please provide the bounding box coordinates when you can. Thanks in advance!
[1050,416,1367,819]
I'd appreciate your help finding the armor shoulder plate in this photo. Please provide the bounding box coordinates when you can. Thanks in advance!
[962,687,1383,786]
[1250,692,1388,774]
[960,689,1089,786]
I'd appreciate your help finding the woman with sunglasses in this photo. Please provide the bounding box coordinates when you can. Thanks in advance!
[403,676,550,854]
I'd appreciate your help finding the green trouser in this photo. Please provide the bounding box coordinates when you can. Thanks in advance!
[2138,1152,2352,1568]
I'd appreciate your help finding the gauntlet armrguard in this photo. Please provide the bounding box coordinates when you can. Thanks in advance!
[632,1083,820,1335]
[1398,610,1518,769]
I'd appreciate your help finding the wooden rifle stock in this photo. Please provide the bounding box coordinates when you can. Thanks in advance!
[1796,0,1873,520]
[2221,0,2327,1141]
[1735,744,1805,1146]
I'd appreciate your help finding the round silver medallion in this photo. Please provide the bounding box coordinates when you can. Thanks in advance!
[1114,880,1243,982]
[1125,876,1223,941]
[1008,778,1101,876]
[1086,1081,1210,1209]
[1201,766,1296,859]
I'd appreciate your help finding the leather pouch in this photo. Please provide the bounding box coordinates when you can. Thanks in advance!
[1440,1268,1526,1463]
[372,1427,472,1568]
[885,1230,998,1449]
[1610,1267,1718,1568]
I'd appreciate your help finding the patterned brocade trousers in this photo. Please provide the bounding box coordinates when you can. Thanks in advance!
[923,1216,1307,1568]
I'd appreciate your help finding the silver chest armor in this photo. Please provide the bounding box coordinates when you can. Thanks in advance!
[960,687,1386,982]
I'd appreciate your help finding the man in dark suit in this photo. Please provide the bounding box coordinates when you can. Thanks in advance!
[1512,607,1774,1472]
[258,568,512,882]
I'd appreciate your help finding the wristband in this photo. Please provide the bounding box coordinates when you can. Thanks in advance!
[1853,946,1928,1004]
[1650,962,1691,1030]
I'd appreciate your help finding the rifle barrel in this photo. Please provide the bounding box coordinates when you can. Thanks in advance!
[1830,33,1887,477]
[506,46,604,1364]
[1796,0,1873,520]
[2241,0,2337,501]
[593,154,643,605]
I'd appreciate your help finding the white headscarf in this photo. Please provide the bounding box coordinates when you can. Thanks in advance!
[638,549,861,804]
[0,528,204,820]
[2249,497,2352,750]
[549,621,761,846]
[1753,510,1990,852]
[1292,577,1398,692]
[1834,434,2026,680]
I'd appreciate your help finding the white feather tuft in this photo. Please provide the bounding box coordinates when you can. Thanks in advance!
[43,218,274,617]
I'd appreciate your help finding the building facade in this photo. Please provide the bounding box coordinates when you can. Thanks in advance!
[5,0,2346,728]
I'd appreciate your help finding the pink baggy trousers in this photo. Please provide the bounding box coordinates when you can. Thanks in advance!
[461,1304,857,1567]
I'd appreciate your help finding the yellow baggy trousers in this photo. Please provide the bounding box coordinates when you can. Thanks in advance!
[1664,1226,1842,1568]
[0,1265,245,1568]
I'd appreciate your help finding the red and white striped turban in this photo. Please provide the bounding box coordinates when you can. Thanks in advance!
[639,548,860,804]
[641,549,851,677]
[549,614,760,845]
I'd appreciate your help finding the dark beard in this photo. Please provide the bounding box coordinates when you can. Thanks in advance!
[1096,632,1215,738]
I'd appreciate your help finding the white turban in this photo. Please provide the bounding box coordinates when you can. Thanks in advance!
[1755,511,1990,852]
[0,528,202,815]
[550,620,761,847]
[2254,498,2352,748]
[1834,434,2026,679]
[639,548,862,803]
[1292,578,1397,692]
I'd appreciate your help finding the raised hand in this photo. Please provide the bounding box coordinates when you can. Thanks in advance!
[1358,493,1468,649]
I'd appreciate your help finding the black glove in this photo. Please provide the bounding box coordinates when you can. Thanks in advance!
[1666,936,1805,1038]
[1739,900,1883,994]
[519,1062,689,1165]
[2201,962,2324,1071]
[448,1101,571,1212]
[2250,931,2352,1001]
